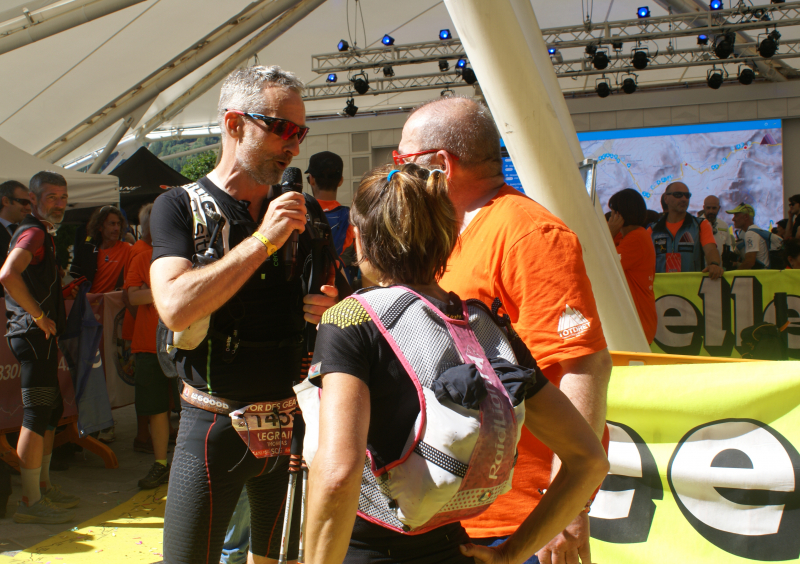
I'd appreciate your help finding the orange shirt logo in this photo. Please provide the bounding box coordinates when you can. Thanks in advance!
[557,304,590,340]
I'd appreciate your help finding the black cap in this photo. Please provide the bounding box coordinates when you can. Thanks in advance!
[305,151,343,181]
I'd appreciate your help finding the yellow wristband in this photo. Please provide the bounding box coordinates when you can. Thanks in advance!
[32,311,45,322]
[252,232,278,256]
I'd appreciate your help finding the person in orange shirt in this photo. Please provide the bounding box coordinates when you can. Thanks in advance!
[397,96,612,564]
[86,206,131,294]
[124,234,179,490]
[607,189,657,344]
[651,182,723,279]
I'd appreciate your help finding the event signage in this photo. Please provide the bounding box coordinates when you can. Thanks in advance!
[591,362,800,563]
[651,270,800,358]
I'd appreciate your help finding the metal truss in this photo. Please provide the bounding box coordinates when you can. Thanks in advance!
[553,38,800,77]
[309,2,800,76]
[312,40,466,74]
[303,71,471,101]
[544,1,800,49]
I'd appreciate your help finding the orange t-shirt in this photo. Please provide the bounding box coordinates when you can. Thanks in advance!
[666,218,715,247]
[122,239,153,340]
[91,240,131,294]
[614,228,657,343]
[124,248,157,354]
[439,185,607,538]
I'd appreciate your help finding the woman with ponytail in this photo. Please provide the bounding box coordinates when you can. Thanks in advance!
[303,164,608,564]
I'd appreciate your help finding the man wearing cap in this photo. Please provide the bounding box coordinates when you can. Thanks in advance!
[727,203,782,269]
[306,151,356,282]
[651,182,723,279]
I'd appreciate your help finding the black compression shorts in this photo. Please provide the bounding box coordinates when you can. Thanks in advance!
[9,333,63,437]
[163,402,302,564]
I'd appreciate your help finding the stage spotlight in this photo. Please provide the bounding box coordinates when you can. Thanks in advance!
[337,39,349,52]
[382,65,394,77]
[698,34,709,45]
[714,32,735,59]
[622,77,637,94]
[382,34,395,46]
[439,29,452,40]
[612,39,623,50]
[772,0,785,3]
[548,47,557,55]
[738,66,755,85]
[351,72,369,95]
[344,98,358,117]
[456,58,467,68]
[707,68,724,89]
[596,78,612,98]
[637,6,650,18]
[326,73,337,83]
[461,67,477,84]
[632,49,649,70]
[758,30,780,58]
[592,50,610,70]
[710,0,723,10]
[439,59,450,72]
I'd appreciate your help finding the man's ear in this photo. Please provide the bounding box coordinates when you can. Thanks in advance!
[436,150,457,182]
[222,111,244,141]
[337,176,344,189]
[28,191,37,208]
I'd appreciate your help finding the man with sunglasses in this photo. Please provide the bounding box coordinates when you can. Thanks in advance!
[0,181,33,295]
[149,66,336,564]
[651,182,723,279]
[398,96,612,564]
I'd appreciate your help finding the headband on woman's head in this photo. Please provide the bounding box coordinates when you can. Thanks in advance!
[387,169,400,182]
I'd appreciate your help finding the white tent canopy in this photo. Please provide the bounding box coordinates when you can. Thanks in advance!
[0,136,119,208]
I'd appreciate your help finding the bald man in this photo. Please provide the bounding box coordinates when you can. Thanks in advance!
[702,195,734,256]
[651,182,723,279]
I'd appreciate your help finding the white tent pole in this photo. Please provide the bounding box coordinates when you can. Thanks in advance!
[0,0,146,56]
[134,0,327,141]
[86,120,128,174]
[36,0,303,164]
[445,0,649,352]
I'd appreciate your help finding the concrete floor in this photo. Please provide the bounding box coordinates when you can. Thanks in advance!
[0,405,178,557]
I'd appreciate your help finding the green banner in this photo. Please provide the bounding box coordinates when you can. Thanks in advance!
[591,361,800,563]
[650,270,800,359]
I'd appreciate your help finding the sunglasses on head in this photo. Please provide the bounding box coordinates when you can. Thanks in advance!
[668,191,692,199]
[392,149,460,166]
[226,109,309,144]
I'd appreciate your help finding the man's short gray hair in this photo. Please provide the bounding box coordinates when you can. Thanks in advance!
[217,65,304,127]
[29,171,67,198]
[408,96,502,175]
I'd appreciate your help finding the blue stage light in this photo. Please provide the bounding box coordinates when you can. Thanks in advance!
[548,47,557,55]
[337,39,349,51]
[698,34,709,44]
[326,74,337,83]
[710,0,723,9]
[439,29,452,40]
[456,58,467,68]
[382,34,395,46]
[637,6,650,17]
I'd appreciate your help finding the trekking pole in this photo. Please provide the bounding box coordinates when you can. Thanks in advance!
[277,406,306,564]
[298,459,308,562]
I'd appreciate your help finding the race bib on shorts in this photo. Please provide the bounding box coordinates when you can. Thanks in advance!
[230,397,296,458]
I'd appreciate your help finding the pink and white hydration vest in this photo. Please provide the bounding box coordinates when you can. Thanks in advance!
[295,286,525,534]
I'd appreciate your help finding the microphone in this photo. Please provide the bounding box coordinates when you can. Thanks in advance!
[281,167,303,280]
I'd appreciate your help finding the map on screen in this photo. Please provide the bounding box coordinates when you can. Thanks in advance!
[576,120,783,230]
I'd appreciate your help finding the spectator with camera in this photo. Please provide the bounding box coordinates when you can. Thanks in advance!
[607,189,657,344]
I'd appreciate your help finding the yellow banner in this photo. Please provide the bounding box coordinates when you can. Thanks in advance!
[591,361,800,563]
[651,270,800,359]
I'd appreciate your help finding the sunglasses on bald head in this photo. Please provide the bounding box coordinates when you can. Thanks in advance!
[226,109,309,144]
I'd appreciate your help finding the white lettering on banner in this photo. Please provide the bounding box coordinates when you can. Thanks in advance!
[698,278,728,349]
[731,277,761,347]
[654,295,699,348]
[590,422,663,544]
[669,420,794,536]
[763,295,800,350]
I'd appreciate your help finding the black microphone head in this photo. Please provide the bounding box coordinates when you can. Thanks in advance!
[281,167,303,193]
